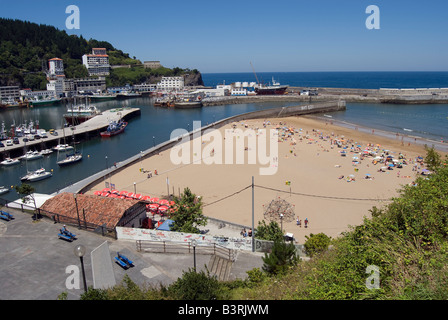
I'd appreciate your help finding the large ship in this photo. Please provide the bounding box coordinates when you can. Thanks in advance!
[63,99,100,125]
[254,77,289,95]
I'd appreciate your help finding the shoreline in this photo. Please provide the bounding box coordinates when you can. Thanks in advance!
[80,110,441,243]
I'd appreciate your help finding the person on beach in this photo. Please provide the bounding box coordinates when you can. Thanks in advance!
[304,218,308,228]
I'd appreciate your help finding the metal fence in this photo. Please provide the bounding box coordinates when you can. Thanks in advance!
[136,239,236,262]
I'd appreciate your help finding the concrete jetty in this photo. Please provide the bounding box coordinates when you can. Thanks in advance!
[0,107,141,160]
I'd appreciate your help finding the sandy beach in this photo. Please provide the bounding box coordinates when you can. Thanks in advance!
[85,115,439,243]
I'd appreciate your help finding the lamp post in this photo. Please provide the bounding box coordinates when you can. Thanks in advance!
[134,182,136,194]
[74,245,87,292]
[191,239,197,272]
[73,193,81,229]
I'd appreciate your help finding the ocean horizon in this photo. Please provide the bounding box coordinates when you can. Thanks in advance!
[202,71,448,90]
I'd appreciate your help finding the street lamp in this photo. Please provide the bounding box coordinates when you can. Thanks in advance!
[191,239,197,272]
[73,245,87,292]
[134,182,136,194]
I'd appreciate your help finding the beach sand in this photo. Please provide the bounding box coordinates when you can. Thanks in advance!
[86,115,437,243]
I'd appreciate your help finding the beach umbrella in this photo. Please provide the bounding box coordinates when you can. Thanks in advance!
[149,204,159,212]
[133,193,142,200]
[159,199,170,206]
[388,163,394,167]
[158,205,169,214]
[109,194,118,198]
[111,189,119,194]
[119,195,127,199]
[102,188,111,193]
[94,191,102,196]
[101,192,109,197]
[119,191,129,196]
[141,195,151,201]
[126,192,135,199]
[150,197,160,204]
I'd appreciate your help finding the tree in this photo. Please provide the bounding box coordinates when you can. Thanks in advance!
[262,238,299,275]
[170,188,207,234]
[168,268,220,300]
[254,220,283,241]
[424,145,442,172]
[14,183,39,219]
[304,233,332,257]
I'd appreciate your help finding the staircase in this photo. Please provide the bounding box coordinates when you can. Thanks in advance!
[208,255,233,281]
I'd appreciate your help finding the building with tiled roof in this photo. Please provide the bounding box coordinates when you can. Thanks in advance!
[40,193,147,231]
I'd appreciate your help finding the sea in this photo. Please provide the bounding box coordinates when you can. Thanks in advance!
[0,71,447,201]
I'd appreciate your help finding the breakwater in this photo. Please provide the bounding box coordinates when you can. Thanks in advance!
[201,87,448,106]
[74,100,345,195]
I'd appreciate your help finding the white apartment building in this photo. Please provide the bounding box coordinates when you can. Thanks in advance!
[48,58,65,77]
[46,78,64,97]
[156,76,184,90]
[82,48,110,76]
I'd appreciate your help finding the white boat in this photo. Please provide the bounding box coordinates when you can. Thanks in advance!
[26,168,52,182]
[57,152,82,166]
[52,144,74,151]
[41,149,53,155]
[1,158,20,166]
[0,186,9,195]
[21,151,43,161]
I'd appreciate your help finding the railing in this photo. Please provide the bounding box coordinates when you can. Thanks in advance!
[136,239,236,262]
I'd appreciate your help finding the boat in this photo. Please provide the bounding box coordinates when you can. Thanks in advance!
[116,91,142,99]
[52,144,74,152]
[254,77,289,95]
[0,186,9,195]
[90,93,117,101]
[57,151,83,166]
[174,97,203,109]
[20,151,43,161]
[63,98,100,125]
[41,149,53,156]
[100,119,128,137]
[26,168,52,182]
[29,97,62,107]
[57,128,82,166]
[1,158,20,166]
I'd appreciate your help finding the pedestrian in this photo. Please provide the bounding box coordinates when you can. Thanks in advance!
[304,218,308,228]
[298,219,302,228]
[296,216,299,226]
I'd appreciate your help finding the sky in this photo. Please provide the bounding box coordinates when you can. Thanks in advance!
[1,0,448,73]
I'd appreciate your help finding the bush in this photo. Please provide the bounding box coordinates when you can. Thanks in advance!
[262,239,299,275]
[168,268,220,300]
[304,233,331,257]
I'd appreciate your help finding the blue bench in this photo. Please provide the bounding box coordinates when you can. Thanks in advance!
[0,210,13,221]
[115,252,134,269]
[58,230,76,242]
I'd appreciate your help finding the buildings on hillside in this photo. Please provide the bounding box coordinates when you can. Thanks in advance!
[82,48,110,76]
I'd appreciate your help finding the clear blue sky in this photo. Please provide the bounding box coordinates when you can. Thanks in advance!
[1,0,448,73]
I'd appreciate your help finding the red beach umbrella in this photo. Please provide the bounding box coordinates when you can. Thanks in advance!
[141,195,151,201]
[159,199,170,206]
[158,205,168,213]
[109,194,118,198]
[149,203,159,212]
[101,192,109,197]
[111,189,119,194]
[134,194,142,200]
[150,197,160,204]
[94,191,102,196]
[102,188,111,193]
[126,192,135,199]
[119,191,129,196]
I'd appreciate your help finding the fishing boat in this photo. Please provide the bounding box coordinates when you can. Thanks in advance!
[26,168,52,182]
[63,98,100,125]
[173,97,203,109]
[100,119,128,137]
[29,97,62,107]
[1,158,20,166]
[254,77,289,95]
[116,91,142,99]
[90,93,117,101]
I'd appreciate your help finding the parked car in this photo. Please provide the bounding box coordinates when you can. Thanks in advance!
[13,137,19,144]
[5,139,13,146]
[0,142,4,147]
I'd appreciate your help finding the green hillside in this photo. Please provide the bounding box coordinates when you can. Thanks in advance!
[0,18,203,90]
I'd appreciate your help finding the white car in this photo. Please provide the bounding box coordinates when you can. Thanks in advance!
[5,139,13,146]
